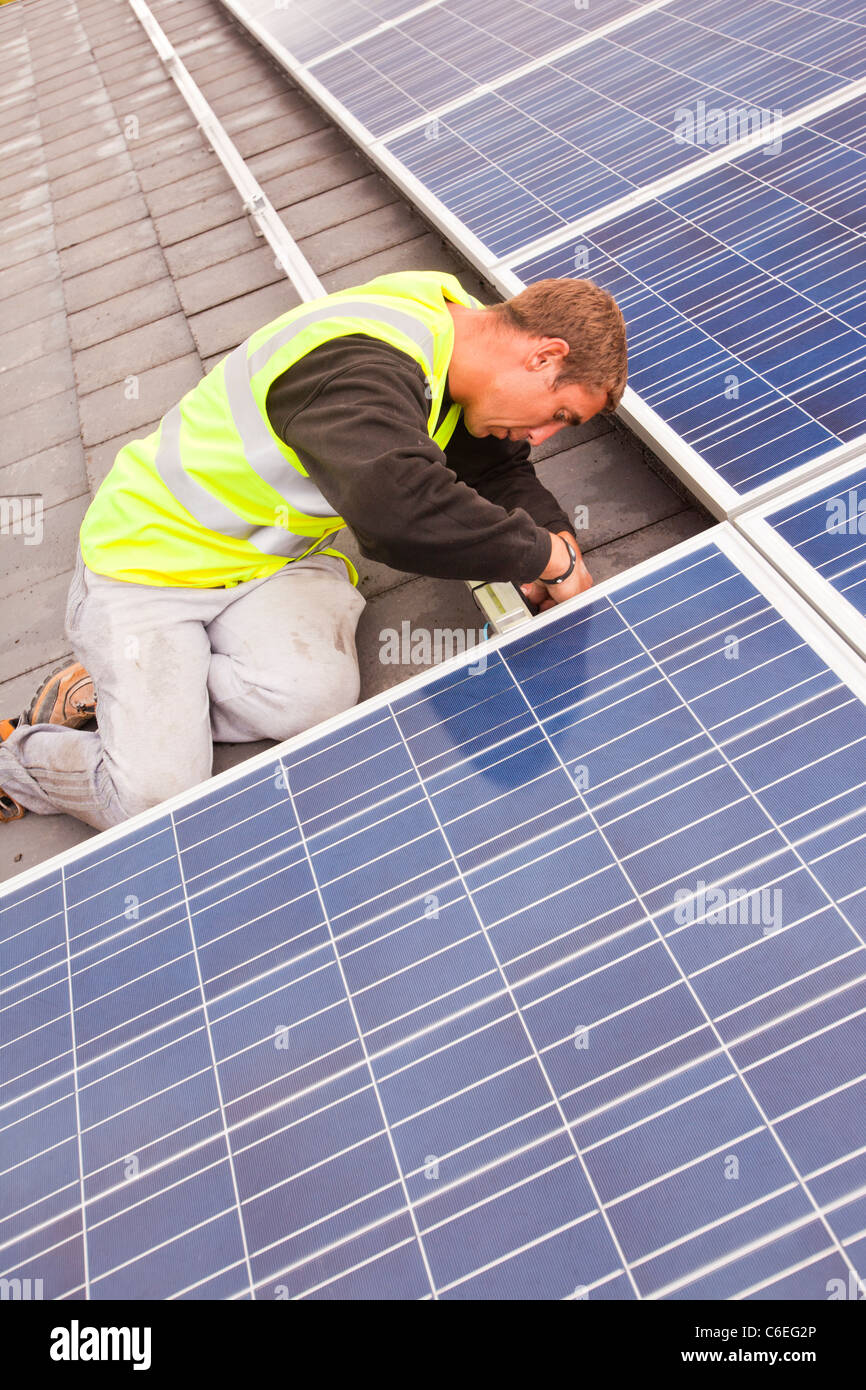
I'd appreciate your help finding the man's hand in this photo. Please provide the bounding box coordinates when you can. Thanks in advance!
[521,530,593,611]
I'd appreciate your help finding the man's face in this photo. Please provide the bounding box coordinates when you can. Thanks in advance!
[459,342,609,447]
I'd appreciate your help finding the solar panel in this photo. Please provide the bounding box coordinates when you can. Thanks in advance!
[737,458,866,663]
[3,527,865,1300]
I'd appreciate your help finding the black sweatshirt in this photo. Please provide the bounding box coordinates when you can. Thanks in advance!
[265,333,572,584]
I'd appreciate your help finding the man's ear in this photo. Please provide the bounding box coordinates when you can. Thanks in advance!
[528,337,570,372]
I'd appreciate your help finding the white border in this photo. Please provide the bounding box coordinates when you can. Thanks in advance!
[3,522,865,899]
[736,453,866,662]
[216,0,866,518]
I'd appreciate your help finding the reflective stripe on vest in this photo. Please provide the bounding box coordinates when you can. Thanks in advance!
[155,298,439,560]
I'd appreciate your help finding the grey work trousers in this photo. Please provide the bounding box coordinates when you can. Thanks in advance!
[0,548,366,831]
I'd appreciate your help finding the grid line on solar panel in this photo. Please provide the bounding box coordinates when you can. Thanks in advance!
[2,537,865,1298]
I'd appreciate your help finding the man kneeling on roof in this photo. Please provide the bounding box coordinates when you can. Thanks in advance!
[0,271,627,829]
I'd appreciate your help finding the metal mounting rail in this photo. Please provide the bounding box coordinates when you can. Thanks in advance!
[127,0,325,303]
[126,0,532,636]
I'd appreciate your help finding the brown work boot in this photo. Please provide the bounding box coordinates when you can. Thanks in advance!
[27,662,97,729]
[0,789,24,822]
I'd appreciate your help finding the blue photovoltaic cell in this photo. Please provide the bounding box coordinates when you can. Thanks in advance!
[808,88,866,155]
[424,0,647,62]
[513,99,866,497]
[2,538,865,1300]
[733,96,866,237]
[387,57,701,258]
[763,464,866,624]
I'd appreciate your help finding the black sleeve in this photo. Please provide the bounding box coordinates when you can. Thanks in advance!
[265,334,554,583]
[443,415,573,535]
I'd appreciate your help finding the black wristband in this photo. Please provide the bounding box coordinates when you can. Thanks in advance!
[543,538,577,586]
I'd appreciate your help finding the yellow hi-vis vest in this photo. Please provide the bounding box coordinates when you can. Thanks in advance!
[79,271,482,588]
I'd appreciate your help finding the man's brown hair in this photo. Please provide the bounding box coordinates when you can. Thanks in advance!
[492,278,628,411]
